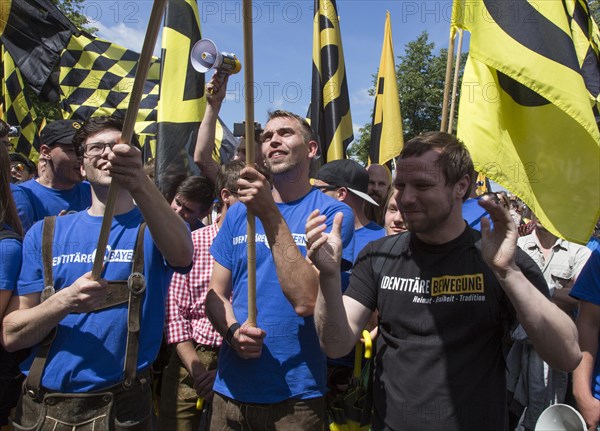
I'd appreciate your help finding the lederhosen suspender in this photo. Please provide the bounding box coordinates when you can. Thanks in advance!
[25,216,147,399]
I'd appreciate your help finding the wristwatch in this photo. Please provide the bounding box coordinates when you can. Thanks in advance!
[225,322,241,347]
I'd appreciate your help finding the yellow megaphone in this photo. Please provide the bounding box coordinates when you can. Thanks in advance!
[191,39,241,75]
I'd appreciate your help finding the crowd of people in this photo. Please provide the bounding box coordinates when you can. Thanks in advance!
[0,72,599,431]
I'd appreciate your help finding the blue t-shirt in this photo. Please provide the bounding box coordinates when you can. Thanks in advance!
[0,226,22,293]
[570,249,600,401]
[210,188,355,403]
[16,179,91,228]
[10,183,33,232]
[17,207,186,392]
[462,197,490,231]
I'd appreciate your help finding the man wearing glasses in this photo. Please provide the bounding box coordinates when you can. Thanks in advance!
[2,115,193,429]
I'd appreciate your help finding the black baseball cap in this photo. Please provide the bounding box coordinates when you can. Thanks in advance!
[315,159,378,206]
[40,119,82,147]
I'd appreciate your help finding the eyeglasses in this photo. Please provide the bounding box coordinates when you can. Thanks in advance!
[11,162,25,172]
[84,141,117,156]
[314,184,339,192]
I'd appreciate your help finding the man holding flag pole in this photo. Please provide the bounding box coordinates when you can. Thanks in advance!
[205,109,355,429]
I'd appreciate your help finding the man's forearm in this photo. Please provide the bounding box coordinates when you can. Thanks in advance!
[315,270,357,358]
[573,304,600,402]
[262,212,319,316]
[499,267,581,371]
[2,294,70,351]
[206,289,238,338]
[175,340,205,377]
[193,105,220,184]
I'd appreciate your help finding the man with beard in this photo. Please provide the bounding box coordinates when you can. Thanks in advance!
[306,132,581,431]
[14,120,91,230]
[206,110,355,430]
[364,163,391,225]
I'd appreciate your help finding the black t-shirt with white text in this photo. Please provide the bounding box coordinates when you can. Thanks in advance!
[345,226,547,431]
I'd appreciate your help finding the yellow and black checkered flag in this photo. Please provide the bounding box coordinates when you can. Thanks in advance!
[59,33,160,152]
[156,0,205,195]
[0,0,78,100]
[1,45,39,160]
[368,12,403,167]
[310,0,353,162]
[453,0,600,243]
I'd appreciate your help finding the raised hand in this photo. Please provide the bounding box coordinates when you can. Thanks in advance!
[305,209,343,276]
[479,195,519,277]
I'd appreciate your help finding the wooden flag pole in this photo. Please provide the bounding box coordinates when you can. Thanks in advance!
[242,0,257,326]
[440,28,457,133]
[91,0,166,280]
[447,30,464,133]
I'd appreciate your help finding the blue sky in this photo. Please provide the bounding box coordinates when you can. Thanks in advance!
[88,0,457,140]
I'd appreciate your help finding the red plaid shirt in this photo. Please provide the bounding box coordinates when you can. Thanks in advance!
[165,223,222,346]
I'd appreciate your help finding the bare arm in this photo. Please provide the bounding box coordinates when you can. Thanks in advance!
[174,340,216,398]
[1,272,107,351]
[206,261,265,359]
[193,73,228,184]
[237,167,319,316]
[108,143,193,268]
[573,300,600,429]
[479,198,581,372]
[307,210,371,357]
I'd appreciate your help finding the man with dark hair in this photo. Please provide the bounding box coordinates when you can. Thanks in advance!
[307,131,581,431]
[364,163,391,225]
[160,160,244,431]
[15,119,91,230]
[206,110,355,429]
[2,115,193,429]
[170,175,215,231]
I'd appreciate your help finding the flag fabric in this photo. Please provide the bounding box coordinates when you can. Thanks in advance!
[156,0,205,195]
[369,11,403,166]
[453,0,600,243]
[310,0,353,162]
[0,0,78,100]
[214,118,237,165]
[1,45,39,160]
[59,33,160,140]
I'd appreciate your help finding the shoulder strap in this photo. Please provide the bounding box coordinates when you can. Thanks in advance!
[25,216,57,400]
[0,227,21,242]
[42,216,56,293]
[123,222,147,389]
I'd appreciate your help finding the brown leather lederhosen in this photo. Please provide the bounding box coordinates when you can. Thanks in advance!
[24,216,148,400]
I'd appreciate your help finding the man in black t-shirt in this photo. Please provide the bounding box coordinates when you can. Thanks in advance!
[306,132,582,431]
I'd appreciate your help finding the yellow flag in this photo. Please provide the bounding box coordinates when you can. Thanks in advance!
[368,11,403,166]
[310,0,353,162]
[156,0,205,193]
[453,0,600,243]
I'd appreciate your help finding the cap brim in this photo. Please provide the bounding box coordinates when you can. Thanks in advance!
[348,188,379,206]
